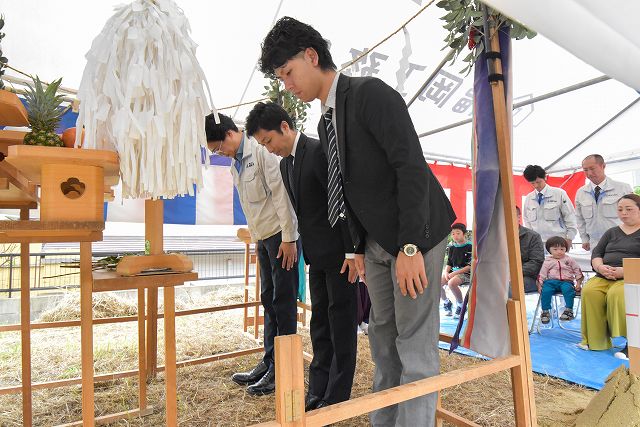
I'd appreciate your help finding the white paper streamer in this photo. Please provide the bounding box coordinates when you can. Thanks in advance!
[75,0,217,199]
[395,27,412,96]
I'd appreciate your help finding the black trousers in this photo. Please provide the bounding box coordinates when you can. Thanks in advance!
[308,265,358,404]
[257,231,299,368]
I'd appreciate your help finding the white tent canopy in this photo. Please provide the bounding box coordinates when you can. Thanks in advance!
[1,0,638,179]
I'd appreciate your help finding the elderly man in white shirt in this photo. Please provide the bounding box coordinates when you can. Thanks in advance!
[522,164,578,245]
[205,113,299,396]
[575,154,633,250]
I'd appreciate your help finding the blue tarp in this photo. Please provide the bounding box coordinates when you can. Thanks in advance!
[439,293,628,390]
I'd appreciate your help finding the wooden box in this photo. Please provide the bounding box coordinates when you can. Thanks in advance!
[40,163,104,222]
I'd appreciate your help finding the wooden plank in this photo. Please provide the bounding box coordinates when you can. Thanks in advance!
[624,258,640,375]
[0,230,103,244]
[0,347,263,396]
[145,199,163,380]
[0,158,37,199]
[80,241,95,427]
[436,392,443,427]
[436,408,482,427]
[0,301,263,333]
[274,335,305,426]
[0,129,27,155]
[137,289,147,411]
[20,208,32,427]
[164,286,178,426]
[91,270,197,292]
[56,406,154,427]
[116,254,193,276]
[487,24,536,427]
[6,145,120,186]
[301,356,520,427]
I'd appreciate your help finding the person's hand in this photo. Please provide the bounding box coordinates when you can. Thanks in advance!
[441,273,449,284]
[277,241,297,270]
[396,251,427,299]
[582,242,590,251]
[536,281,542,293]
[565,239,573,249]
[354,254,366,284]
[574,283,582,292]
[613,267,624,280]
[340,259,358,283]
[597,264,618,280]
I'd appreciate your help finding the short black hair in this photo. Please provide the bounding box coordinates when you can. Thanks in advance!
[451,222,467,233]
[523,165,546,182]
[205,113,238,142]
[245,102,295,137]
[259,16,336,78]
[545,236,570,253]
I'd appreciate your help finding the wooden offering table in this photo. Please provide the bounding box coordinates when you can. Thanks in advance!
[0,146,197,426]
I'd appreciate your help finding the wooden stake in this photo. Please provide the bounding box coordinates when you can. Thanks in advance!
[624,258,640,375]
[19,208,32,427]
[137,289,147,410]
[486,21,537,426]
[145,199,163,379]
[274,335,305,426]
[164,286,177,426]
[80,241,95,426]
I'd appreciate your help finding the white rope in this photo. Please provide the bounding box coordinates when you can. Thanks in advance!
[75,0,216,198]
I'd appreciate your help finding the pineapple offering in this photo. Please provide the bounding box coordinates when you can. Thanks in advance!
[23,76,65,147]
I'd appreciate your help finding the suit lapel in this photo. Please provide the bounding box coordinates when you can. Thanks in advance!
[336,74,350,174]
[293,134,306,209]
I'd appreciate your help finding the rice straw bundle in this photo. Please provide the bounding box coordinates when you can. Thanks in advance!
[75,0,218,199]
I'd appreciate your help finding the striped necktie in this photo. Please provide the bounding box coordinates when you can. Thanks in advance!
[324,108,345,227]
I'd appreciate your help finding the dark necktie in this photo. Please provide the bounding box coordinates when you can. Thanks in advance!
[594,185,601,203]
[537,192,543,205]
[286,155,295,199]
[324,108,345,227]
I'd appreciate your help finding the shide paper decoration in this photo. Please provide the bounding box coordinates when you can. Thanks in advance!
[75,0,218,199]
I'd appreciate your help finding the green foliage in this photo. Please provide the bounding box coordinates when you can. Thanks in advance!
[262,79,310,132]
[23,75,66,147]
[0,15,7,90]
[634,186,640,196]
[436,0,536,75]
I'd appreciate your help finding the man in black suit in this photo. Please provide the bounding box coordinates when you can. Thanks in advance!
[246,101,359,411]
[259,18,457,426]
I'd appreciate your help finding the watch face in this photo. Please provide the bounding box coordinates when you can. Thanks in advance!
[404,245,417,256]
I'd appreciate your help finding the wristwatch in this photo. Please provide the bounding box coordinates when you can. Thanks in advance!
[401,244,419,257]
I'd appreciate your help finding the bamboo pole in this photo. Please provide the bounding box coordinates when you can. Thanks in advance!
[19,208,32,427]
[484,14,536,426]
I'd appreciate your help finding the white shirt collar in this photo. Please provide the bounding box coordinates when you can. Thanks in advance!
[322,72,341,113]
[591,177,607,190]
[290,132,301,160]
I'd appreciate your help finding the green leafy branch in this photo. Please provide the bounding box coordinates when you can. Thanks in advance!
[262,79,310,132]
[437,0,536,75]
[0,15,7,90]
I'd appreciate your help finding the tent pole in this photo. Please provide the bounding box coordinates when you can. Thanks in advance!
[482,10,537,426]
[417,75,610,138]
[544,96,640,170]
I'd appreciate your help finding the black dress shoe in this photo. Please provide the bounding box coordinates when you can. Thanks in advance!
[315,400,329,409]
[246,366,275,396]
[305,394,322,411]
[231,361,268,385]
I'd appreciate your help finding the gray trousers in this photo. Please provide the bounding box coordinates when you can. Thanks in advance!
[366,237,447,427]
